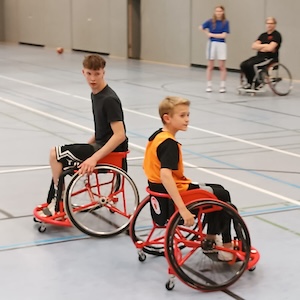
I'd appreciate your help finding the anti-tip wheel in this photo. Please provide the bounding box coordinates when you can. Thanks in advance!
[165,280,175,291]
[138,251,146,262]
[38,225,46,233]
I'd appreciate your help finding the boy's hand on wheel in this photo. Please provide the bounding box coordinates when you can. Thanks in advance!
[180,208,195,227]
[78,157,98,175]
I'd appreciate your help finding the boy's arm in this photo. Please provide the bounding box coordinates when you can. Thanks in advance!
[160,168,195,227]
[258,41,278,52]
[251,40,263,51]
[78,121,126,174]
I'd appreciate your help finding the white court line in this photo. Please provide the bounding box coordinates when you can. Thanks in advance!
[123,108,300,158]
[0,157,145,175]
[0,95,299,206]
[1,74,299,158]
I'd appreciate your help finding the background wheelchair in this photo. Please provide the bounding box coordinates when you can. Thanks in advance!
[129,188,260,292]
[238,62,292,96]
[33,152,140,237]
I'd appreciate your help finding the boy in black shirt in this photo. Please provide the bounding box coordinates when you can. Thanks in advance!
[39,54,128,217]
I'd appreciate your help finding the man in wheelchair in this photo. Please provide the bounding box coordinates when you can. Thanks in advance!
[240,17,282,90]
[143,96,234,261]
[38,54,128,217]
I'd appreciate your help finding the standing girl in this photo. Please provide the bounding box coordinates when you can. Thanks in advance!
[200,5,230,93]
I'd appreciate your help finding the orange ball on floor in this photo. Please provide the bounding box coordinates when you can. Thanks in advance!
[56,47,64,54]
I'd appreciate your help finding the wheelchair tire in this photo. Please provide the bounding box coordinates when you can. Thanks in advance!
[164,199,251,291]
[266,63,292,96]
[129,195,166,256]
[64,164,139,237]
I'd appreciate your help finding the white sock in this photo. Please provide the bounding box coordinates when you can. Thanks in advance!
[207,81,212,87]
[220,81,225,87]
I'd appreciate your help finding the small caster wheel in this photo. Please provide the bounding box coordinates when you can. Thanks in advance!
[38,225,46,233]
[138,252,146,262]
[33,217,41,223]
[249,266,256,272]
[165,280,175,291]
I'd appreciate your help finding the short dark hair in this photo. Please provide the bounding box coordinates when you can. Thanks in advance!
[82,54,106,70]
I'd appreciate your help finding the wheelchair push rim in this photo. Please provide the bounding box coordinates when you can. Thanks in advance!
[164,199,251,291]
[266,63,292,96]
[64,164,139,237]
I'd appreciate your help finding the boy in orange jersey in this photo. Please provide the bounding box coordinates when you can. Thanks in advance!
[143,96,233,261]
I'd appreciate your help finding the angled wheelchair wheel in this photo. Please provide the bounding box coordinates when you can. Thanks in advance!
[164,199,251,291]
[129,196,166,257]
[266,63,292,96]
[64,164,139,237]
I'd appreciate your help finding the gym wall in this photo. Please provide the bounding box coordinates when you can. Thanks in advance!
[1,0,299,79]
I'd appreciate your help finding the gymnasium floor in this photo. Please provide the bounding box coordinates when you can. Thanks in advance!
[0,42,299,300]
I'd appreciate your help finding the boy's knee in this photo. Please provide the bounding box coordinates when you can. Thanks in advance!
[49,147,57,161]
[240,60,247,69]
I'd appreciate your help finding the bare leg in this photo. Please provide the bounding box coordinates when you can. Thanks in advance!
[206,60,214,82]
[49,147,63,187]
[218,60,227,81]
[218,60,227,92]
[206,60,214,92]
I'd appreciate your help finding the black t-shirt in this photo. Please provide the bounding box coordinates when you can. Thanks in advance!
[257,30,282,60]
[91,85,128,151]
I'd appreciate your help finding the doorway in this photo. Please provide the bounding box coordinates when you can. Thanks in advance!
[128,0,141,59]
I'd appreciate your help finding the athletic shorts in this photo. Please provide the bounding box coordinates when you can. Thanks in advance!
[149,182,230,226]
[206,41,227,60]
[55,143,99,169]
[55,143,128,171]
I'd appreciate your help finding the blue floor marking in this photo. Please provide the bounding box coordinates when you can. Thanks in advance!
[1,205,299,251]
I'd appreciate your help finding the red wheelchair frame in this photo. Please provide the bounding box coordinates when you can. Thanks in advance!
[129,188,260,291]
[33,152,140,237]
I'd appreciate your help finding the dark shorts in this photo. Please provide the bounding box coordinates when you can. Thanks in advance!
[55,143,97,169]
[55,143,128,171]
[149,182,231,227]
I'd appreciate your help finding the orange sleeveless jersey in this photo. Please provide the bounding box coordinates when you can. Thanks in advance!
[143,131,191,192]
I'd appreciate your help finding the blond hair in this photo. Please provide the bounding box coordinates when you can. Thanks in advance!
[266,17,277,24]
[159,96,190,124]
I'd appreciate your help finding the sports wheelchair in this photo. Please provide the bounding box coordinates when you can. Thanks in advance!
[129,188,260,291]
[238,62,292,96]
[33,152,140,237]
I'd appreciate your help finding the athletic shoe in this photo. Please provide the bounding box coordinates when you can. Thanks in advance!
[206,86,212,92]
[38,199,56,217]
[242,83,251,89]
[218,249,233,261]
[201,239,216,253]
[255,82,264,90]
[219,87,226,93]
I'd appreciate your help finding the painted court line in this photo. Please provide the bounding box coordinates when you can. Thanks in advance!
[1,205,300,252]
[0,74,300,158]
[0,95,299,206]
[0,157,144,175]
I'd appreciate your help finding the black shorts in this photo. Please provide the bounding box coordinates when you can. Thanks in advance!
[55,143,98,169]
[55,143,128,171]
